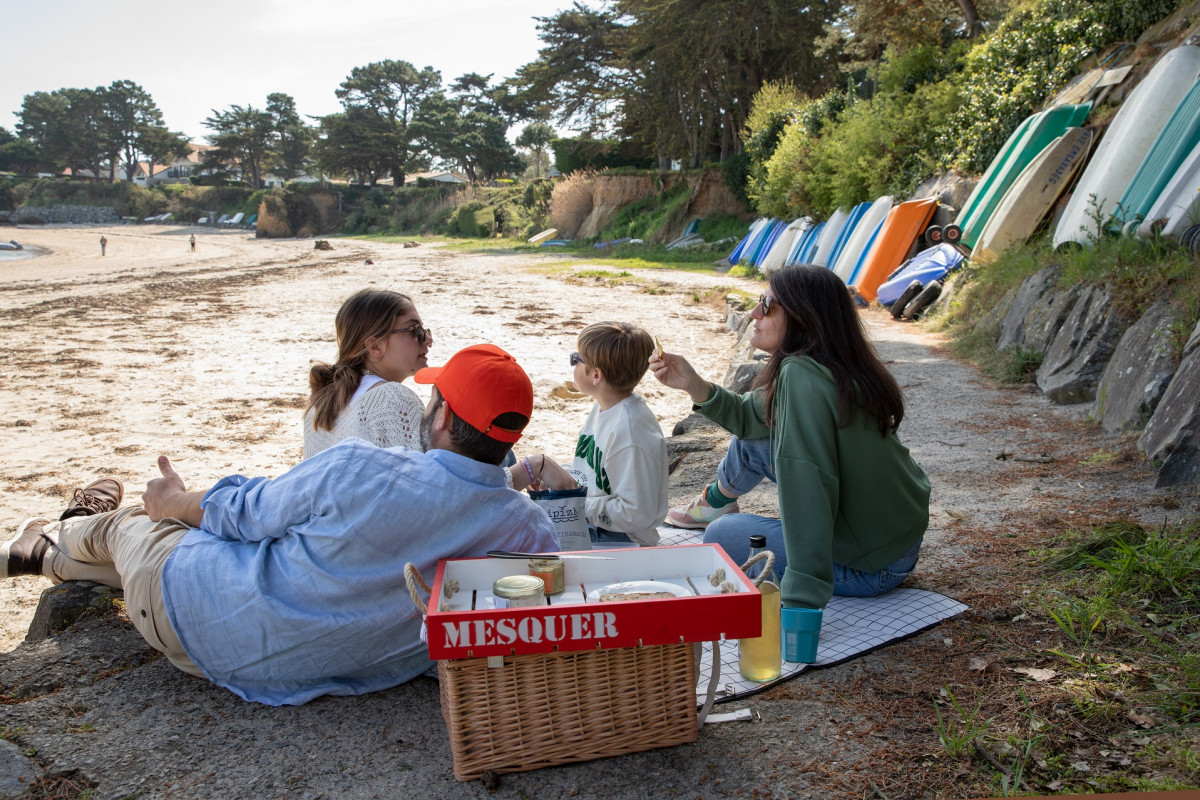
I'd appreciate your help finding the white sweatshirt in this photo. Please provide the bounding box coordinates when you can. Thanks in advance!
[571,393,668,546]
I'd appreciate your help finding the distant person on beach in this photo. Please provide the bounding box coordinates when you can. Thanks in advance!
[189,234,196,252]
[99,236,107,256]
[651,265,929,611]
[0,344,559,706]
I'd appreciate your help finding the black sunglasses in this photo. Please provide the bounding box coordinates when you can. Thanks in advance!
[569,351,584,366]
[757,294,774,315]
[393,323,431,345]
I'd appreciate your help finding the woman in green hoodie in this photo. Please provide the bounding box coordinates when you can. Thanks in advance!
[650,265,930,611]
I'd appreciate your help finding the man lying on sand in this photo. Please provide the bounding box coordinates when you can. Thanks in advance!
[1,344,558,705]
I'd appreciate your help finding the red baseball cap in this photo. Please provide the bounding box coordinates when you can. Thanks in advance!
[414,344,533,443]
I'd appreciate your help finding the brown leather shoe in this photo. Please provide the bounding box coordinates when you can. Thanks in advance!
[2,518,53,579]
[60,478,124,520]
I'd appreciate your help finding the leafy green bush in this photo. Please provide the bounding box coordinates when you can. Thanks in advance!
[942,0,1182,173]
[0,176,18,211]
[721,151,751,208]
[742,82,807,214]
[455,201,494,237]
[389,185,468,233]
[551,137,654,174]
[750,45,963,218]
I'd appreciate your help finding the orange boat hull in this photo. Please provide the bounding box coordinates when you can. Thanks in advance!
[852,198,938,303]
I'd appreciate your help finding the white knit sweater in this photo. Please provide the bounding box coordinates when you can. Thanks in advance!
[302,381,424,460]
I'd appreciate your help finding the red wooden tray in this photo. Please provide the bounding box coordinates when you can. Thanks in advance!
[426,544,762,660]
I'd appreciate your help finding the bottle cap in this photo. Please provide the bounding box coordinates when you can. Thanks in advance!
[748,534,767,548]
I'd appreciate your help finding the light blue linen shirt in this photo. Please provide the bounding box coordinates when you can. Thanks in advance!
[161,439,558,706]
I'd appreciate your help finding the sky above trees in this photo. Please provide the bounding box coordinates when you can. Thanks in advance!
[0,0,568,141]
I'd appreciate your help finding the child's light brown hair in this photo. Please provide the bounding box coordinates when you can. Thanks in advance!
[577,321,655,393]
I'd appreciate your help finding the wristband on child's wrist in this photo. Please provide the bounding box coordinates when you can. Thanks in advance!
[521,456,536,487]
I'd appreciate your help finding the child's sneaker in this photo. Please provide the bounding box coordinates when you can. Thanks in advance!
[665,487,739,529]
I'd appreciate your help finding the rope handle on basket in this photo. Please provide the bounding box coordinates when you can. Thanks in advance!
[404,562,430,615]
[739,550,775,586]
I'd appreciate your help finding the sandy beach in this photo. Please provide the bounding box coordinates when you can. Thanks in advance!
[0,223,757,649]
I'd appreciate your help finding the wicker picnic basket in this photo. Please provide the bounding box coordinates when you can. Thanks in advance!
[438,642,698,780]
[406,563,701,780]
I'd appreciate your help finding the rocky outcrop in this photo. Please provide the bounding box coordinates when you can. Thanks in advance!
[0,740,43,799]
[26,581,121,642]
[256,190,341,238]
[1139,319,1200,487]
[996,267,1061,350]
[1093,301,1181,433]
[967,264,1197,483]
[911,171,978,211]
[722,307,768,392]
[1035,284,1125,404]
[1023,282,1087,356]
[1,205,119,225]
[550,169,748,241]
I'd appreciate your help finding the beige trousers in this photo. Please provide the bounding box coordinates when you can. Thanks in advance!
[45,507,202,677]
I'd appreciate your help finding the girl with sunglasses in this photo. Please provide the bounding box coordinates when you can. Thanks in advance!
[303,289,433,459]
[650,265,930,612]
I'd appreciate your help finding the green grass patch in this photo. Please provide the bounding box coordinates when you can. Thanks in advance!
[696,214,750,243]
[933,518,1200,794]
[573,269,632,280]
[598,182,691,242]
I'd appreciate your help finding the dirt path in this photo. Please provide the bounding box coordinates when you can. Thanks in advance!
[0,225,754,649]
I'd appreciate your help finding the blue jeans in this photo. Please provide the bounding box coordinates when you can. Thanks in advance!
[590,525,633,544]
[702,436,922,597]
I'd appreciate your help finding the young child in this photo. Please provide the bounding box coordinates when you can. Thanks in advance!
[569,322,669,546]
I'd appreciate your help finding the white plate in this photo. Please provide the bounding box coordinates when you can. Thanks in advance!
[586,580,694,602]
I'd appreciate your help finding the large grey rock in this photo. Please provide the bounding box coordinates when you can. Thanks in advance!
[1036,284,1125,404]
[671,412,720,436]
[722,320,767,388]
[0,739,42,798]
[26,581,121,642]
[1092,301,1182,432]
[727,361,766,393]
[996,267,1061,351]
[726,308,751,336]
[910,171,977,211]
[1140,319,1200,486]
[1023,281,1085,355]
[973,285,1017,340]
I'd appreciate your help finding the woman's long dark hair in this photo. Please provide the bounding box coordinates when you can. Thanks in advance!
[754,266,904,436]
[306,289,414,432]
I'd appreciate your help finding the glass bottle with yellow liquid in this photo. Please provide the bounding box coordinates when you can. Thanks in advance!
[738,534,782,682]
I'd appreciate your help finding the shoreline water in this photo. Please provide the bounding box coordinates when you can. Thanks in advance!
[0,244,44,261]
